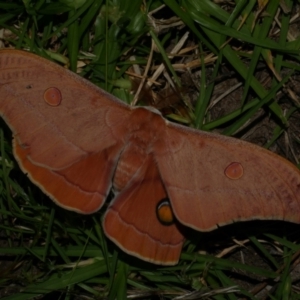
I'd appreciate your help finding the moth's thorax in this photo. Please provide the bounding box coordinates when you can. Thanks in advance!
[112,107,165,192]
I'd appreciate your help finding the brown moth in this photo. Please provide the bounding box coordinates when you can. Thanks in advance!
[0,49,300,265]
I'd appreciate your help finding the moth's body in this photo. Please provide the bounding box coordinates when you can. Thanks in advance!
[0,49,300,265]
[112,107,164,192]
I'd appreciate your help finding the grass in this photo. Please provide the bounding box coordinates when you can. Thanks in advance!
[0,0,300,299]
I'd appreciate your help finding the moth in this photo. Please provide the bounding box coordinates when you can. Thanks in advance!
[0,49,299,265]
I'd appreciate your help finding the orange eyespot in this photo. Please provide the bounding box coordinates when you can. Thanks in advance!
[44,87,62,106]
[156,200,174,225]
[224,162,244,179]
